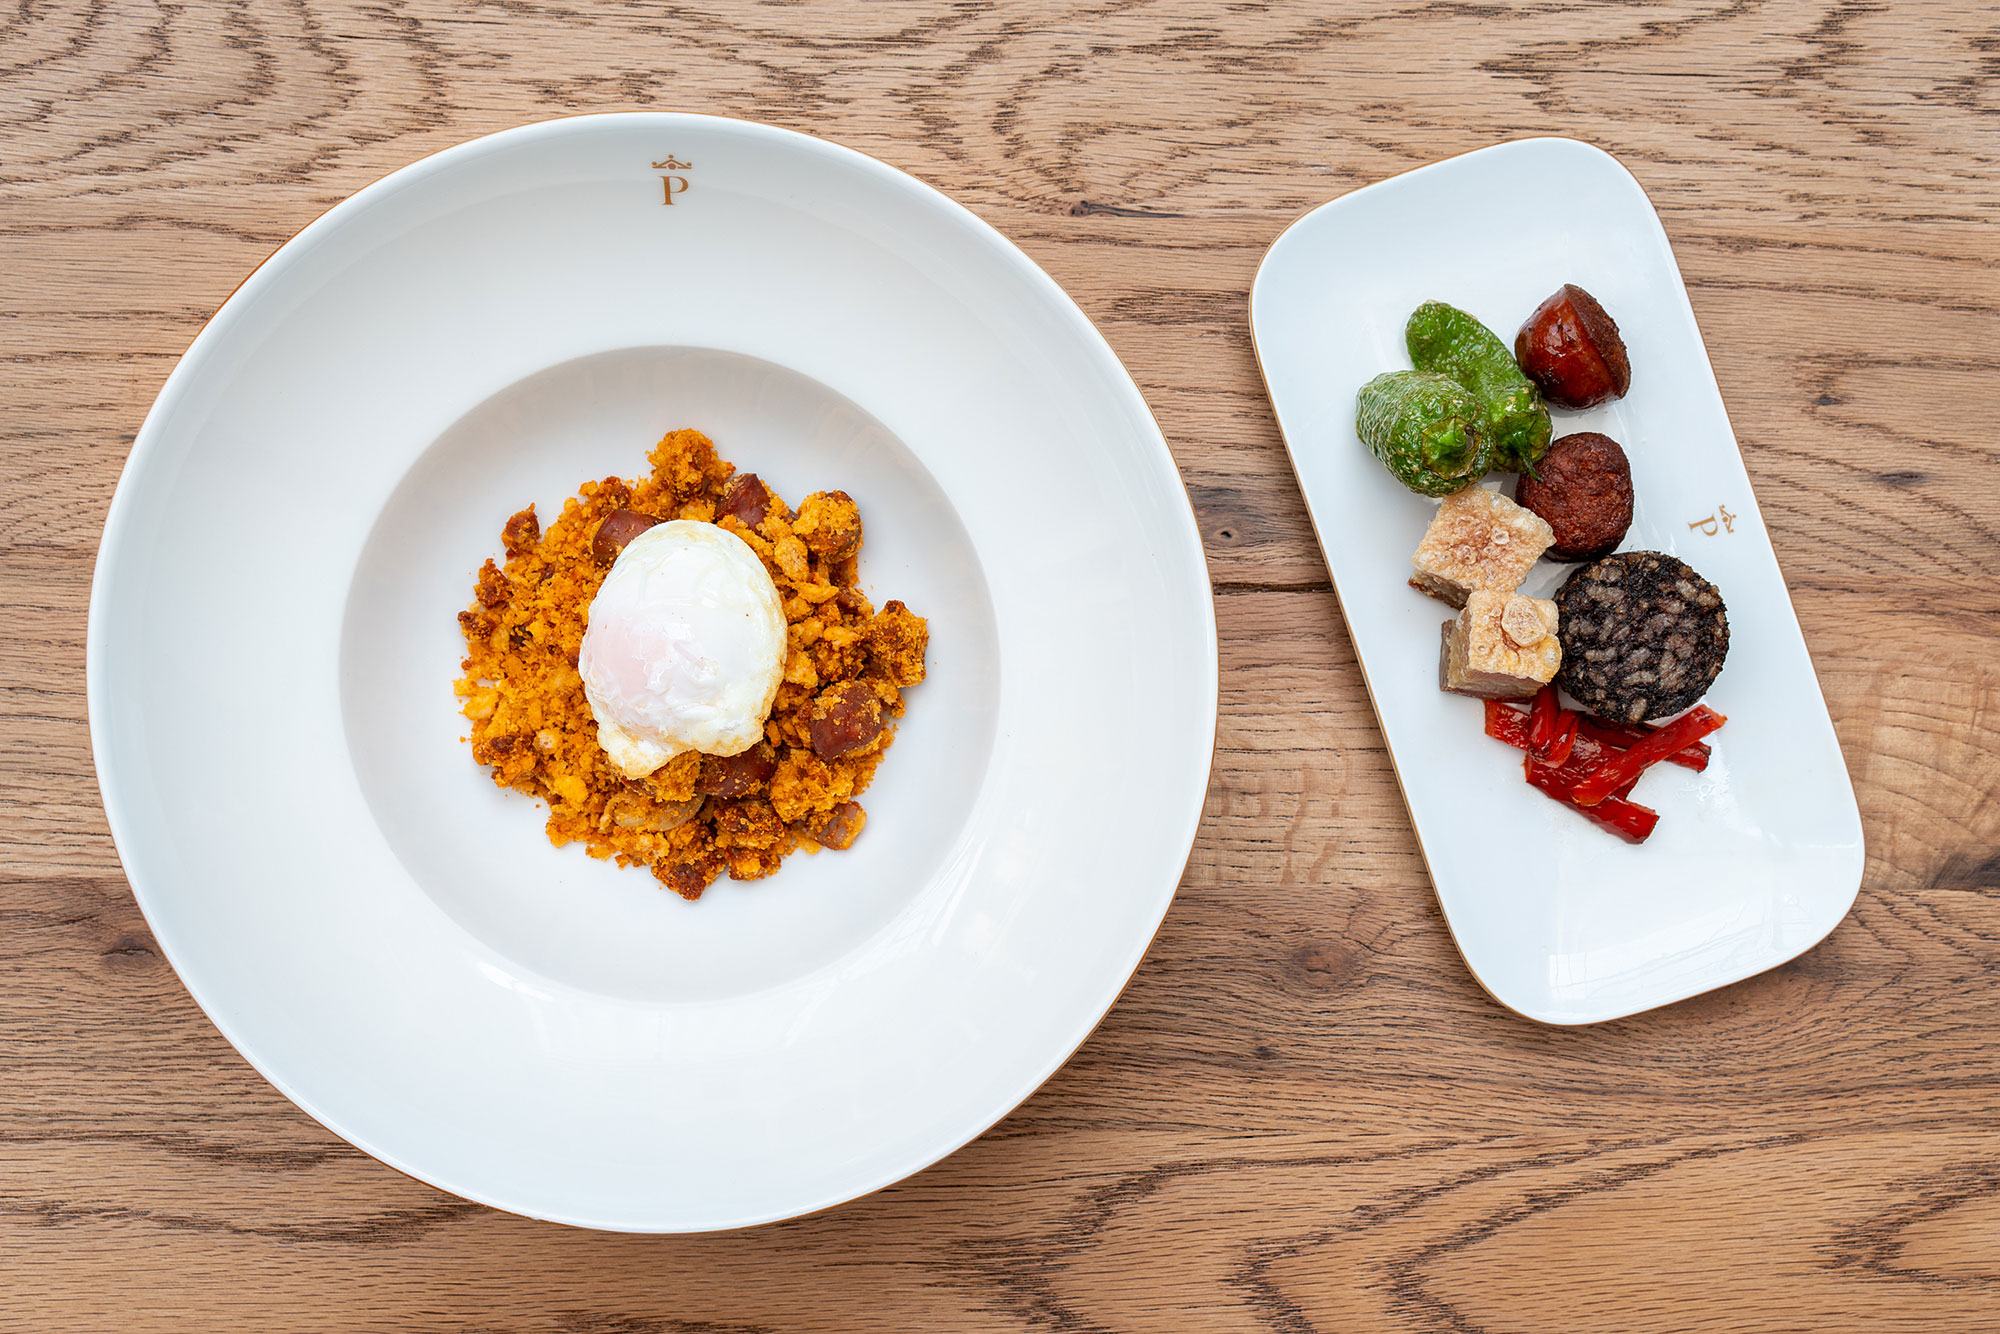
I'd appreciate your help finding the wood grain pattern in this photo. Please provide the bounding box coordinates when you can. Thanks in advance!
[3,0,1997,1328]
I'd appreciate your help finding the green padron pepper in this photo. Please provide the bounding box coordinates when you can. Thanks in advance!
[1354,370,1491,497]
[1406,300,1552,473]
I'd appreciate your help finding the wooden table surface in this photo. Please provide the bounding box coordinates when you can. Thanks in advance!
[6,1,1997,1328]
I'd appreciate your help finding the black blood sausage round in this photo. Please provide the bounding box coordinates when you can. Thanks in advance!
[1554,551,1729,723]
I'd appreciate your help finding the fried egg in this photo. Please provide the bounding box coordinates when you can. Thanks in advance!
[578,520,787,779]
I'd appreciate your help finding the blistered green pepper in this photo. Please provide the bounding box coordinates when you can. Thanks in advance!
[1406,300,1551,473]
[1354,370,1490,497]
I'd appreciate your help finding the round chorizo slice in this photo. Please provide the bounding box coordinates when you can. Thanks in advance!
[805,681,884,760]
[1513,432,1634,562]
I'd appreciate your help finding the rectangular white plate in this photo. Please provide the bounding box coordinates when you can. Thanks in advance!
[1250,138,1863,1024]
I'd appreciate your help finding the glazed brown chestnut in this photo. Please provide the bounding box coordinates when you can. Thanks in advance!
[591,508,659,565]
[1515,284,1631,410]
[1513,432,1634,561]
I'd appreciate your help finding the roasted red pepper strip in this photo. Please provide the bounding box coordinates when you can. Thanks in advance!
[1525,758,1659,842]
[1490,702,1653,839]
[1568,705,1726,807]
[1487,700,1585,767]
[1487,700,1584,768]
[1527,684,1559,755]
[1494,701,1711,772]
[1535,731,1613,788]
[1483,699,1532,749]
[1573,717,1710,772]
[1544,712,1579,766]
[1490,703,1598,776]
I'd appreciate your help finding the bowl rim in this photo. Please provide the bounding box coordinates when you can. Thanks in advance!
[85,111,1220,1230]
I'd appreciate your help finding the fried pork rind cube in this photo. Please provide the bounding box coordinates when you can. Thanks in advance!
[1439,590,1562,700]
[1410,486,1555,607]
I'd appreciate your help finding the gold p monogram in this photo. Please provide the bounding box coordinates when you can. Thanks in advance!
[652,156,693,206]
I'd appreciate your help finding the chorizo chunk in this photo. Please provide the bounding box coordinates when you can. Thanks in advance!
[712,797,786,851]
[501,505,540,555]
[697,742,777,799]
[591,508,659,565]
[793,490,862,562]
[797,800,866,851]
[655,854,722,901]
[867,600,929,687]
[718,472,774,528]
[475,559,511,609]
[805,681,884,760]
[1513,432,1634,562]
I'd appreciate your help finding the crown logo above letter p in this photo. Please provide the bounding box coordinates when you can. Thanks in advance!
[652,156,693,205]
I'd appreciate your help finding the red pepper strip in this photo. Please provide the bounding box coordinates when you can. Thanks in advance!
[1493,704,1652,840]
[1486,700,1583,768]
[1535,731,1614,788]
[1493,704,1622,783]
[1487,700,1588,763]
[1483,699,1532,749]
[1525,758,1659,843]
[1543,712,1579,766]
[1527,684,1559,755]
[1568,706,1727,807]
[1573,717,1710,772]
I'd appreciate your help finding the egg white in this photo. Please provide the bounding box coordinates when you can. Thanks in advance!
[578,520,787,779]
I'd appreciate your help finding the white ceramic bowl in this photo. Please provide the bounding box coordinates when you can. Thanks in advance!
[89,114,1217,1230]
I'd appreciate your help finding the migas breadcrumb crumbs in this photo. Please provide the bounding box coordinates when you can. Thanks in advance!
[455,428,928,899]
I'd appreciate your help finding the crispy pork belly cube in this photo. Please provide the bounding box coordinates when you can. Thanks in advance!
[1410,486,1555,606]
[1439,591,1562,699]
